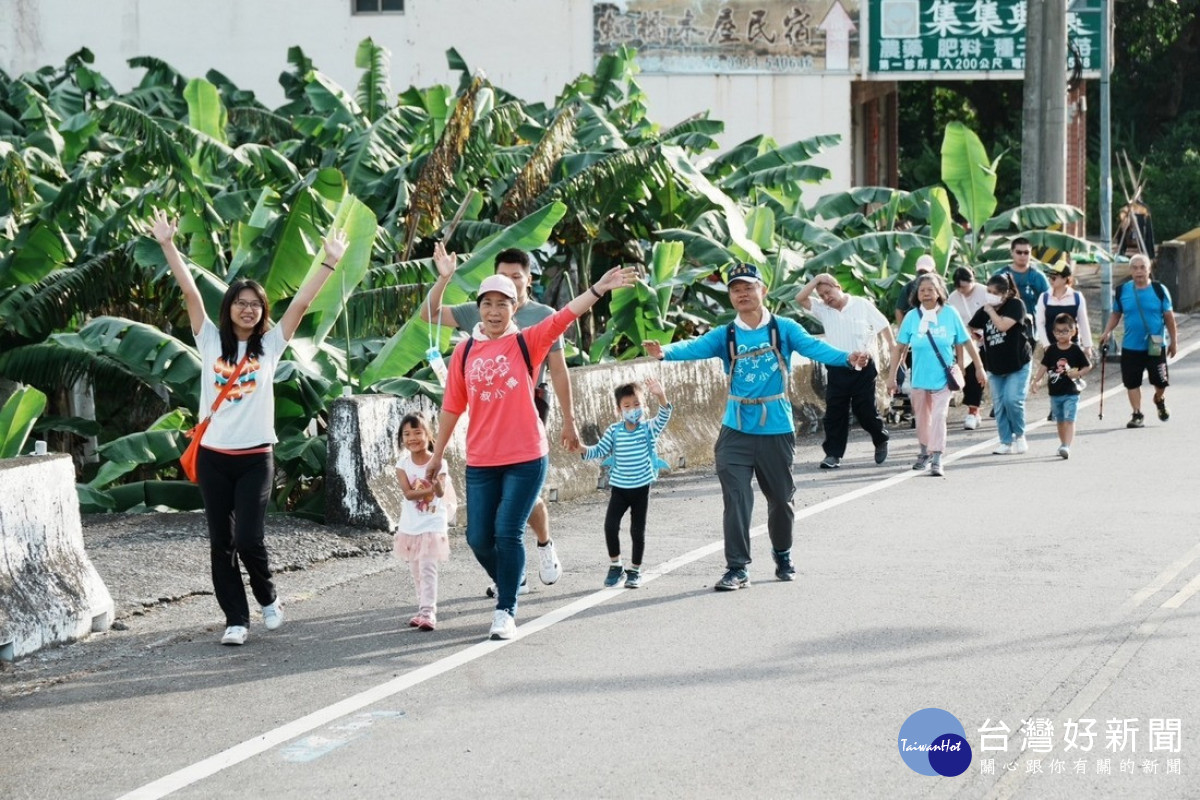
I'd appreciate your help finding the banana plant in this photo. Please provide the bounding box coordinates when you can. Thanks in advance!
[0,385,47,458]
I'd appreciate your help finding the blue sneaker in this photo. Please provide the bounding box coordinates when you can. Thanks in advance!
[603,564,624,588]
[773,550,796,582]
[624,568,642,589]
[714,568,749,591]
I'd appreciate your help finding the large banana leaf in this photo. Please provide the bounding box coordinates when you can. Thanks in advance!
[717,134,839,194]
[660,145,764,264]
[68,316,201,400]
[359,202,567,388]
[596,240,683,360]
[183,77,228,146]
[0,385,47,458]
[803,231,933,273]
[981,204,1086,234]
[929,187,954,273]
[306,194,377,347]
[0,220,75,285]
[941,122,997,245]
[354,38,392,124]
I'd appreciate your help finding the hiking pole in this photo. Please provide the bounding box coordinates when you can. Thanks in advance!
[1099,342,1109,419]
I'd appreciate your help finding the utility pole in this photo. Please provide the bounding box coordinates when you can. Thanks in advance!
[1021,0,1045,205]
[1021,0,1069,205]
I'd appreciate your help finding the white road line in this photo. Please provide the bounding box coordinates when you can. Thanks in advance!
[119,339,1200,800]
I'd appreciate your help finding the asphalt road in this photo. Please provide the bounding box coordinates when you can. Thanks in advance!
[2,316,1198,800]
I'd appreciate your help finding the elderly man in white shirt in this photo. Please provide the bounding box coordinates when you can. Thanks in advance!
[796,273,897,469]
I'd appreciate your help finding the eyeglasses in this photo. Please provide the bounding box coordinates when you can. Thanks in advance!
[1013,250,1031,256]
[233,299,264,310]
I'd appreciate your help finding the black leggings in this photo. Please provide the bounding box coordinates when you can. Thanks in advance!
[604,485,649,565]
[196,446,275,627]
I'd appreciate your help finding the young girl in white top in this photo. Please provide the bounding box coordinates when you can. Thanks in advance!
[395,413,453,631]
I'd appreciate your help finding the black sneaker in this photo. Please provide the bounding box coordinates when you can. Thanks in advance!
[819,455,840,469]
[714,568,750,591]
[624,568,642,589]
[603,564,624,588]
[1155,398,1170,421]
[1126,412,1145,429]
[486,577,528,598]
[874,440,889,465]
[773,550,796,582]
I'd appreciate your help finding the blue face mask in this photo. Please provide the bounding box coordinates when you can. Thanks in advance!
[622,408,643,424]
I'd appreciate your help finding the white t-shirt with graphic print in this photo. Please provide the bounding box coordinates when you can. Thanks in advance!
[196,319,287,449]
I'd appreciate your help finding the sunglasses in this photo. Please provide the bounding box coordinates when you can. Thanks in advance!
[1013,250,1031,256]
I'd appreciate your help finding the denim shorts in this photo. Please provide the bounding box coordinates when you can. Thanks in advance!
[1050,394,1079,422]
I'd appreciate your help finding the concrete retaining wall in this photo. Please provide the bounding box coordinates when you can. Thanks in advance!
[0,454,114,660]
[327,355,844,531]
[1155,228,1200,312]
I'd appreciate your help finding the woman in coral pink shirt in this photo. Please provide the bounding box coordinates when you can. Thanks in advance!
[426,266,634,641]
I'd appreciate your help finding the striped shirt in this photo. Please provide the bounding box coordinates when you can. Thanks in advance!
[582,405,673,489]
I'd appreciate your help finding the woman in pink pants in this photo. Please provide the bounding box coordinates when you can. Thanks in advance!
[887,272,987,477]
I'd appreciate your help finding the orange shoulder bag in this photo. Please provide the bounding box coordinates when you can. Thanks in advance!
[180,354,250,482]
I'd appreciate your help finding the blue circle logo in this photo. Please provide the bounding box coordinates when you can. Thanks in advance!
[898,708,973,776]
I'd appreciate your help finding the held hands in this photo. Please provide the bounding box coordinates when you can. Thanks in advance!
[149,209,177,245]
[424,454,443,484]
[322,230,349,266]
[642,340,664,360]
[432,241,456,279]
[848,351,871,369]
[561,421,582,452]
[593,266,639,295]
[886,377,899,396]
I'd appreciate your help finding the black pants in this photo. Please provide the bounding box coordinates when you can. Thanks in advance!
[604,484,649,565]
[196,447,276,627]
[822,364,889,459]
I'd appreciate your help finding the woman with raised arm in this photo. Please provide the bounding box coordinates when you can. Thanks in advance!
[424,265,637,641]
[150,209,348,647]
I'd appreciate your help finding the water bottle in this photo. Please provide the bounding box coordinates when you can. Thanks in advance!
[427,347,448,386]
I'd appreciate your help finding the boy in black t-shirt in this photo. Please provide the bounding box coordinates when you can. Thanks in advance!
[1031,314,1094,459]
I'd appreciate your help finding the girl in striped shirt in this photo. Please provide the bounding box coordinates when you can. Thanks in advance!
[577,377,672,589]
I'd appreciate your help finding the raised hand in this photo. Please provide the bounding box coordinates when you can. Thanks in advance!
[643,340,664,360]
[592,266,639,294]
[149,209,177,245]
[322,230,349,265]
[433,241,457,279]
[645,375,667,404]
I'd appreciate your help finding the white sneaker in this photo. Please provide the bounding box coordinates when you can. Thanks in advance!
[485,577,529,598]
[992,443,1013,455]
[488,610,516,640]
[1057,445,1070,460]
[221,625,248,646]
[537,541,562,585]
[261,600,284,631]
[1014,436,1029,454]
[963,413,980,430]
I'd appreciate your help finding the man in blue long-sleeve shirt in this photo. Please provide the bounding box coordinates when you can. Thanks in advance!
[644,263,869,591]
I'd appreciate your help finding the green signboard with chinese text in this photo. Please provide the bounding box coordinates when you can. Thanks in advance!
[867,0,1100,79]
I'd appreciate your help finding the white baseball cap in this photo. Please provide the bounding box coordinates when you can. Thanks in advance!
[476,274,518,303]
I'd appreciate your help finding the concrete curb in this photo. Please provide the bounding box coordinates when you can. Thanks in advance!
[0,454,114,660]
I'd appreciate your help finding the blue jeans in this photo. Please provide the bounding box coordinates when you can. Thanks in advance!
[465,457,547,616]
[989,363,1032,444]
